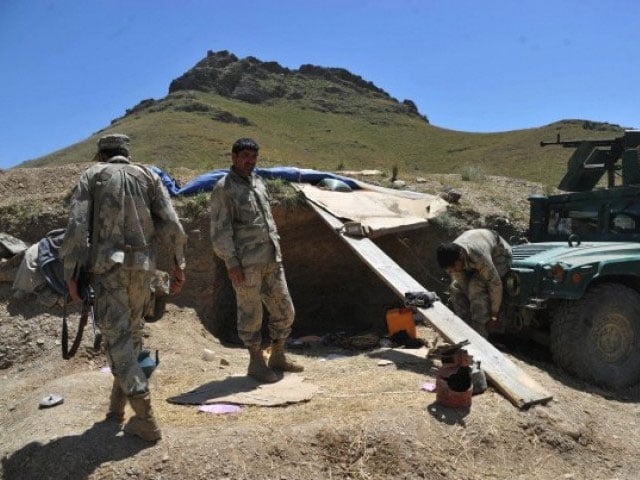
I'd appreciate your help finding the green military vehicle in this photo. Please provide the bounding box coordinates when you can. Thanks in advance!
[502,130,640,389]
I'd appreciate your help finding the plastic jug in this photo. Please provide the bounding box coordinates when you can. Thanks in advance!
[385,308,416,339]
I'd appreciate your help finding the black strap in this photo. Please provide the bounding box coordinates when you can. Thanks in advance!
[62,295,90,360]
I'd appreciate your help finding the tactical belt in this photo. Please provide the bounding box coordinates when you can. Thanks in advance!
[120,243,150,252]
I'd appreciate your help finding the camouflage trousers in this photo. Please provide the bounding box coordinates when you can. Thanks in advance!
[94,268,152,397]
[232,262,295,348]
[450,277,493,337]
[450,256,511,338]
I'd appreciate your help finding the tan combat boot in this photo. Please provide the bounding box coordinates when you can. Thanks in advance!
[123,393,162,442]
[247,346,278,383]
[105,379,126,424]
[268,339,304,373]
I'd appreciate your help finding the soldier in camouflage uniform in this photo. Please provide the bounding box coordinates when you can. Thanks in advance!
[61,134,187,442]
[210,138,303,383]
[436,229,512,338]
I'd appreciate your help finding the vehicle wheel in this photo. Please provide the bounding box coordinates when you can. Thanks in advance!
[550,283,640,389]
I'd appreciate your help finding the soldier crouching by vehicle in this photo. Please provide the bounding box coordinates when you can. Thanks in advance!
[436,228,512,338]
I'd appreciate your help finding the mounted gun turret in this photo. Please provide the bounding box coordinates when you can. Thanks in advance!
[501,129,640,389]
[540,130,640,191]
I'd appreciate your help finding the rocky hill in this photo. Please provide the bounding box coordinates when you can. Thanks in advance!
[18,50,626,188]
[165,50,426,120]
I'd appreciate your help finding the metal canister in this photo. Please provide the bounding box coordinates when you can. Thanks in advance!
[471,360,487,394]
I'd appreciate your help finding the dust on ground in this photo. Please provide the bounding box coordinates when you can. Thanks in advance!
[2,293,639,480]
[1,165,639,480]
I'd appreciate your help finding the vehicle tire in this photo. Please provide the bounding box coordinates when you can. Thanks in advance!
[550,283,640,389]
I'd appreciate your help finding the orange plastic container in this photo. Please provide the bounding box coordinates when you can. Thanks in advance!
[385,308,416,339]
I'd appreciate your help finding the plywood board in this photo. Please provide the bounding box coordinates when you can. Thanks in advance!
[168,373,318,407]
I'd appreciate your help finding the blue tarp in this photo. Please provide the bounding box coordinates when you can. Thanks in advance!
[150,166,183,196]
[150,166,360,197]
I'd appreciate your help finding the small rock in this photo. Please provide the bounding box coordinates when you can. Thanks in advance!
[202,348,216,361]
[439,189,462,203]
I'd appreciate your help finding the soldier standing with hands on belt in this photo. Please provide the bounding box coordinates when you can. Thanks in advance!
[210,138,303,383]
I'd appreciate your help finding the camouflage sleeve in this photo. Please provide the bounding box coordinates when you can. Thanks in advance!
[60,171,92,281]
[150,174,187,269]
[209,183,240,270]
[469,246,503,315]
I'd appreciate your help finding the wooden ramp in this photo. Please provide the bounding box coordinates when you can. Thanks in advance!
[307,200,553,409]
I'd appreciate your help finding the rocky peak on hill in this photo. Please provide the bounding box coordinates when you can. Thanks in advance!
[167,50,428,121]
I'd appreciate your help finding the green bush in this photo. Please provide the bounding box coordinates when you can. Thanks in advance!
[460,164,487,182]
[181,192,210,220]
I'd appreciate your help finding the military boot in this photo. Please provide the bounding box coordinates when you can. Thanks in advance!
[268,339,304,372]
[123,393,162,442]
[247,346,278,383]
[471,321,489,339]
[105,379,126,424]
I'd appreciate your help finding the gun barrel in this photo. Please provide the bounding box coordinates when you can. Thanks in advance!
[540,134,618,148]
[540,133,561,147]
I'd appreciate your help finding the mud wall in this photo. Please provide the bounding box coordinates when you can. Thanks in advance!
[1,200,453,344]
[174,205,452,344]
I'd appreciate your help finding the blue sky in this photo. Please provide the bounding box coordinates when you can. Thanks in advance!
[1,0,638,169]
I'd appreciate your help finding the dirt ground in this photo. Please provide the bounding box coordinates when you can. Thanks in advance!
[1,165,639,480]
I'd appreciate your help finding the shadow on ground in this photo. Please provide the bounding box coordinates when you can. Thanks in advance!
[1,421,153,480]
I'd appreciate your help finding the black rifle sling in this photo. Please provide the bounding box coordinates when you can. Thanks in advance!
[62,296,90,360]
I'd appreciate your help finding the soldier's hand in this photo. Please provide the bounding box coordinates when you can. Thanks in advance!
[66,278,83,304]
[170,266,185,295]
[228,266,245,286]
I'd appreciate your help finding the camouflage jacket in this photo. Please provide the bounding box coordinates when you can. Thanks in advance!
[209,168,281,270]
[61,157,187,280]
[451,229,512,315]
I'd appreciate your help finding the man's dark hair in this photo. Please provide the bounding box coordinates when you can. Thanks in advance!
[99,147,129,159]
[436,242,464,269]
[232,138,259,154]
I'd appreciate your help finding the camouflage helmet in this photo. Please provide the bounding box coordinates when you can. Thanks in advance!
[97,133,131,153]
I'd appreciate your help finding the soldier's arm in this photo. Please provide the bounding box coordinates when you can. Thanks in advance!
[60,172,92,282]
[470,247,503,316]
[209,184,241,270]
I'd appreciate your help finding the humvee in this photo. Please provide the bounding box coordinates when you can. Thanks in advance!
[502,130,640,389]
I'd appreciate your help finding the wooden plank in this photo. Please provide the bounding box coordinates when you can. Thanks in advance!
[307,200,553,409]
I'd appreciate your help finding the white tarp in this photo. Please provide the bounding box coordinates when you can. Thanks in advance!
[294,182,448,237]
